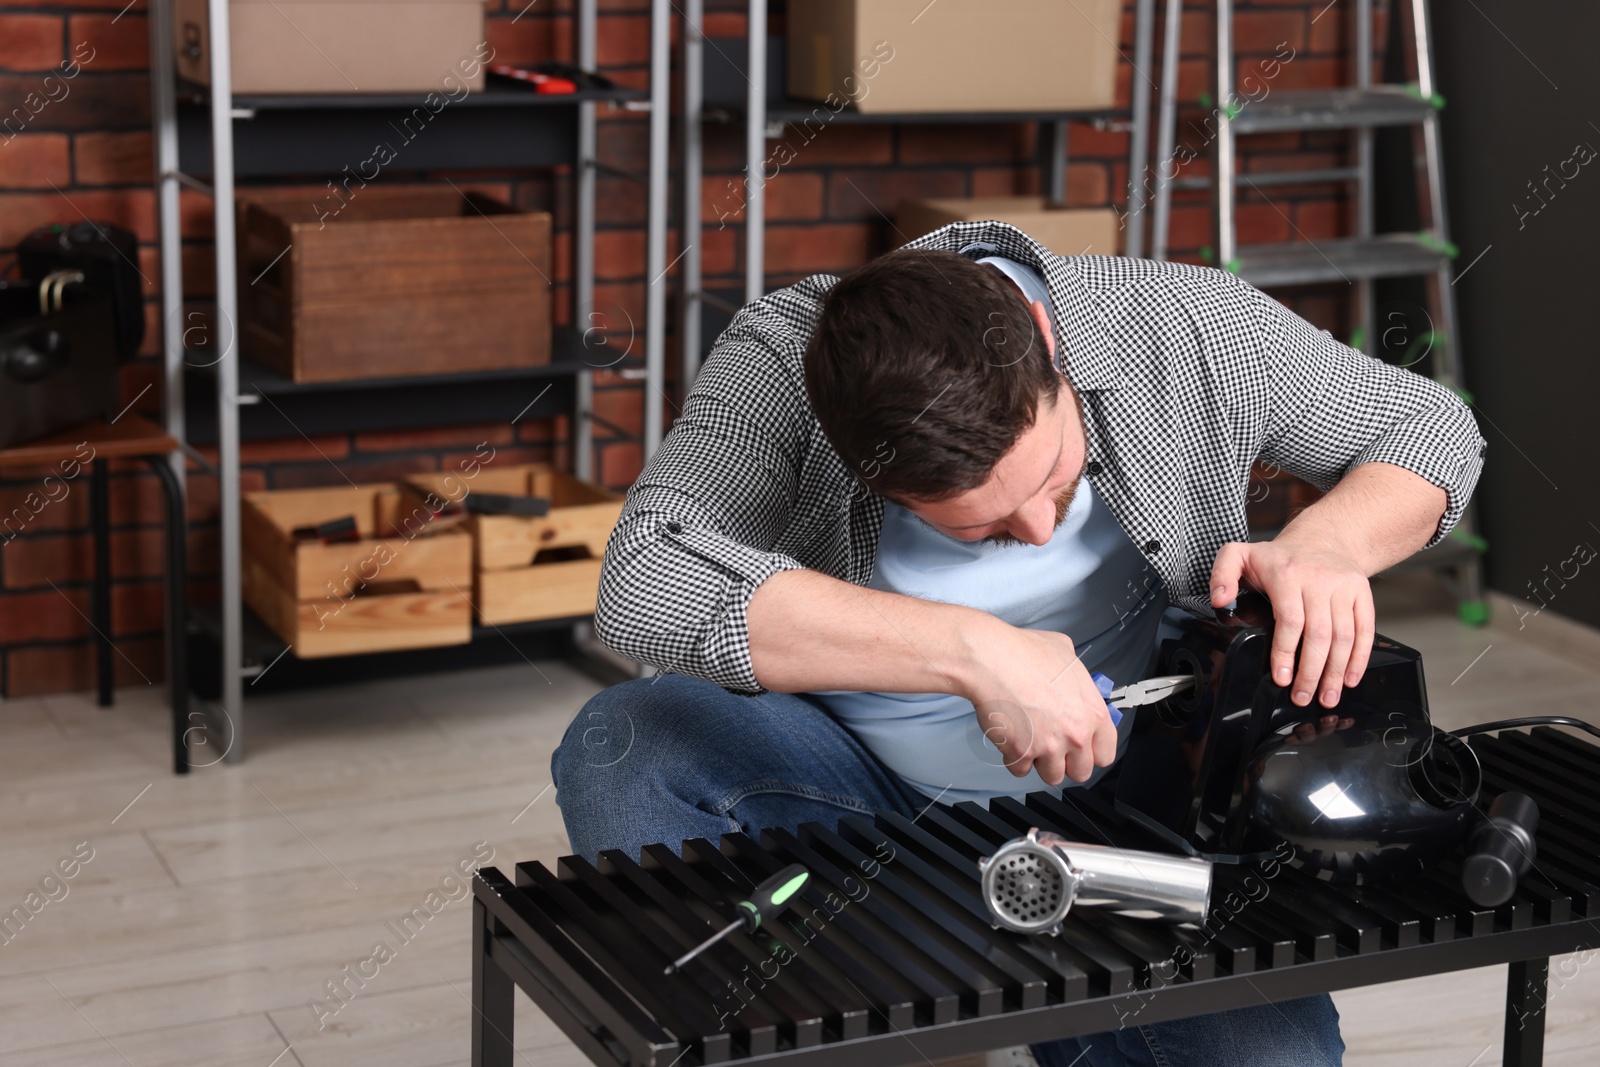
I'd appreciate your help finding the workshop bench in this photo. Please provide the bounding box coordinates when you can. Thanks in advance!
[471,726,1600,1066]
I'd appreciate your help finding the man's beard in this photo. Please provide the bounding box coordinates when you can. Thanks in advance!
[982,470,1085,547]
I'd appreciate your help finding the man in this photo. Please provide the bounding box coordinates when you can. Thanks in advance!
[551,219,1485,1066]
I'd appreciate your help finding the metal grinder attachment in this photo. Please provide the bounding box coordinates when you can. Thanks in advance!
[978,827,1214,935]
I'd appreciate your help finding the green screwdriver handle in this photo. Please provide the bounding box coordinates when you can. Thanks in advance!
[734,864,810,933]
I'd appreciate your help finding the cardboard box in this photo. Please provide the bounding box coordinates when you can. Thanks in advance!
[400,466,623,626]
[237,187,551,383]
[787,0,1120,114]
[240,485,473,658]
[897,197,1122,257]
[174,0,488,95]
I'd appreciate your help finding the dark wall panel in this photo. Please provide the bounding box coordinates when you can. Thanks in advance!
[1434,0,1600,629]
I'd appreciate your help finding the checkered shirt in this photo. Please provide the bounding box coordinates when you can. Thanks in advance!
[594,219,1486,695]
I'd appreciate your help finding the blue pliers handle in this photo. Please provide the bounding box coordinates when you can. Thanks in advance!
[1090,672,1197,727]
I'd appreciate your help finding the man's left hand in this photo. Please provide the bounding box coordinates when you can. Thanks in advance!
[1209,540,1375,709]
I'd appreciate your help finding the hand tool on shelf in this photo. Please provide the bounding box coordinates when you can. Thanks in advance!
[289,515,360,544]
[663,863,810,975]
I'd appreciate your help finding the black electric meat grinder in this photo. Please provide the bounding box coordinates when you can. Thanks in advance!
[1109,594,1542,908]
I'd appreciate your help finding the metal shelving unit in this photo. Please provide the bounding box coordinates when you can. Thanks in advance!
[1147,0,1486,621]
[676,0,1159,387]
[147,0,670,762]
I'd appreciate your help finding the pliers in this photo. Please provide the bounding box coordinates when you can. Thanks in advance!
[1090,673,1196,726]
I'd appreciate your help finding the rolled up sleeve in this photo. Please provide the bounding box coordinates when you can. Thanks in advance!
[1244,280,1486,548]
[593,306,812,694]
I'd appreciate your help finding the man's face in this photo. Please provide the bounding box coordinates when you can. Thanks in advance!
[904,377,1090,547]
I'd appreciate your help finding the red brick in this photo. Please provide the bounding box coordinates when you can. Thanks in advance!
[700,223,738,277]
[1264,56,1343,92]
[0,15,63,71]
[231,435,352,465]
[3,636,163,698]
[137,300,160,356]
[111,577,163,635]
[701,12,745,37]
[764,223,874,276]
[1179,9,1216,57]
[1068,121,1130,161]
[0,477,86,536]
[485,17,558,68]
[591,385,643,432]
[1235,10,1305,55]
[69,15,148,72]
[594,228,645,281]
[1234,201,1293,246]
[1308,4,1348,54]
[0,0,138,8]
[354,424,513,453]
[896,124,1032,166]
[598,440,642,491]
[705,170,823,226]
[0,72,149,133]
[517,419,557,444]
[1,528,167,588]
[186,525,219,577]
[184,467,266,525]
[829,168,968,225]
[443,444,552,473]
[0,586,91,643]
[73,130,151,185]
[595,12,649,66]
[268,455,438,490]
[969,167,1028,199]
[116,360,162,420]
[747,124,895,170]
[1293,198,1349,241]
[0,187,154,248]
[0,133,70,188]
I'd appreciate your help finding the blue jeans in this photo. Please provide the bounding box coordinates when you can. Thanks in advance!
[551,675,1345,1067]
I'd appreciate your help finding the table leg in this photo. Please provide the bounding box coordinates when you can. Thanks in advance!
[473,895,516,1067]
[1504,957,1549,1067]
[90,459,113,707]
[146,457,189,775]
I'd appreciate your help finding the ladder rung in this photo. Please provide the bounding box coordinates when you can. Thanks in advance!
[1231,87,1437,134]
[1232,234,1452,286]
[1168,167,1361,191]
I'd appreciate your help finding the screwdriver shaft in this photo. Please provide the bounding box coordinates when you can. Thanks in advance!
[664,918,741,974]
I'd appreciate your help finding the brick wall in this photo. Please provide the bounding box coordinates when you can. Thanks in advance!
[0,0,1368,696]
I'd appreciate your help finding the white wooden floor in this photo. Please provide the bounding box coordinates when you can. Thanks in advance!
[0,573,1597,1066]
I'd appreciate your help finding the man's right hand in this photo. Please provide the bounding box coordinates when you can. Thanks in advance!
[957,618,1119,785]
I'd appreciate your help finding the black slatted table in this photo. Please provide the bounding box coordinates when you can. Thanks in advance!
[471,727,1600,1066]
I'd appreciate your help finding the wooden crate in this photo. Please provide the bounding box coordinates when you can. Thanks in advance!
[241,484,472,658]
[401,465,622,626]
[237,186,551,383]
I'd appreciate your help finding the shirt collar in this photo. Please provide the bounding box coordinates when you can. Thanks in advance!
[899,218,1126,391]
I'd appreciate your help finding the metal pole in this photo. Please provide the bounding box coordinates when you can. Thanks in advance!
[1151,0,1183,260]
[1123,0,1156,258]
[1355,0,1374,351]
[643,0,669,456]
[681,0,705,391]
[744,0,767,302]
[149,0,189,720]
[1214,0,1237,269]
[575,0,597,482]
[206,0,243,760]
[1045,120,1067,204]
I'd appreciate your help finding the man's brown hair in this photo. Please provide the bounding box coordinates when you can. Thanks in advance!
[803,248,1061,502]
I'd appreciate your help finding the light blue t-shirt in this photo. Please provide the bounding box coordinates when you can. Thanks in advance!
[811,255,1171,805]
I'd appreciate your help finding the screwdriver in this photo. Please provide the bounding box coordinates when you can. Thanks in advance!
[663,863,810,975]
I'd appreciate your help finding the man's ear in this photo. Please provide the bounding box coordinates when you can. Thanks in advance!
[1029,300,1056,359]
